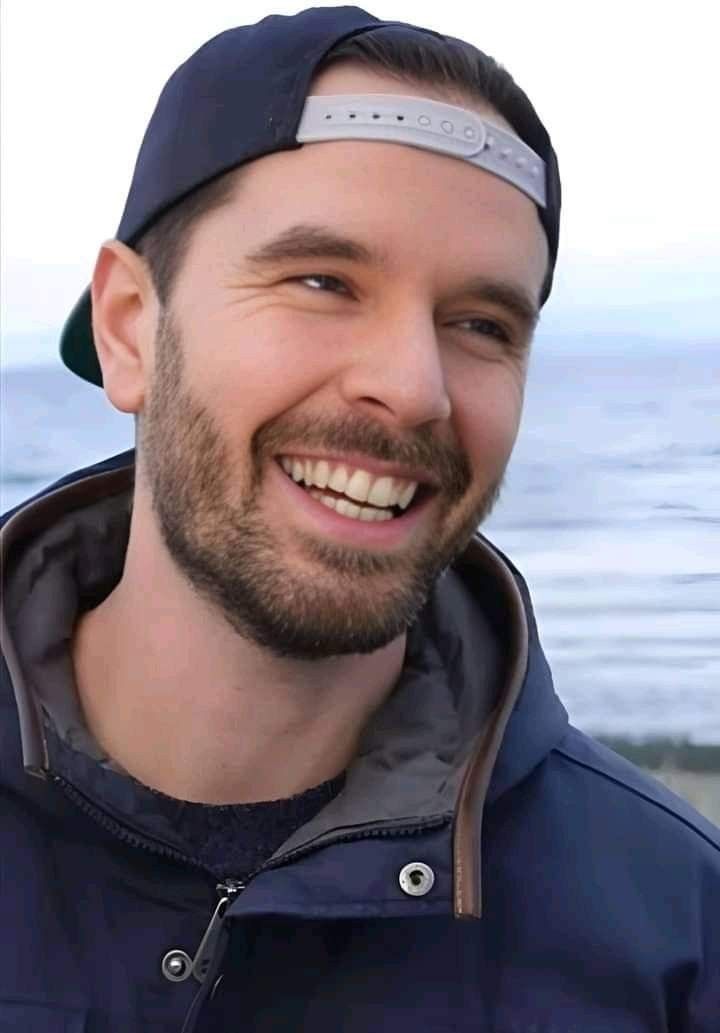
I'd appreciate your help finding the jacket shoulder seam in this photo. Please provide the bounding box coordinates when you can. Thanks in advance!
[552,744,720,853]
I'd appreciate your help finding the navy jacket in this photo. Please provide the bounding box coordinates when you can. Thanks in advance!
[1,450,718,1032]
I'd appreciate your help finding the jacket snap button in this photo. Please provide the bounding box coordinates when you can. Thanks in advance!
[398,861,435,897]
[161,949,193,982]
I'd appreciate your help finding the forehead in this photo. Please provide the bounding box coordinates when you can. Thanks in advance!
[182,60,548,299]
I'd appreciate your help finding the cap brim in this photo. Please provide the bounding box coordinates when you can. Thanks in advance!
[59,288,104,387]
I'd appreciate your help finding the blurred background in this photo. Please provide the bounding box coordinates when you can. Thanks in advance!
[2,2,718,815]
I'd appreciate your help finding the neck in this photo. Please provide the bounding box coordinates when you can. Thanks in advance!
[71,504,405,805]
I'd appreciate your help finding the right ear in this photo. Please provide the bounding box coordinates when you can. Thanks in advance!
[90,240,159,414]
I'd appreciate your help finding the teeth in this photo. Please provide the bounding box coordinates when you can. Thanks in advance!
[328,465,349,494]
[313,459,330,489]
[280,455,420,510]
[317,493,337,511]
[308,490,394,521]
[335,498,360,519]
[397,482,417,510]
[345,469,372,504]
[366,476,394,508]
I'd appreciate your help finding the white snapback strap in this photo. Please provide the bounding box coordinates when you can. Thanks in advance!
[296,94,546,208]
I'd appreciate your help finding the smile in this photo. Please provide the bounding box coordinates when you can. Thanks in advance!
[278,455,427,523]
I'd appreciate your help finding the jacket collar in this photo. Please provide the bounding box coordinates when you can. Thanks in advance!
[0,450,568,917]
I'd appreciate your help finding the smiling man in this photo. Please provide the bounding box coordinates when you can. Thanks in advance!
[0,7,717,1032]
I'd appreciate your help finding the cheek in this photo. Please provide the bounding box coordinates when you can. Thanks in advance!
[450,367,524,473]
[185,311,346,427]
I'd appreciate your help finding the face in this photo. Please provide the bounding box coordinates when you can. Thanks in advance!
[138,64,548,661]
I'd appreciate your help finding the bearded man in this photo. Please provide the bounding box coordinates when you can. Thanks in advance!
[1,7,717,1031]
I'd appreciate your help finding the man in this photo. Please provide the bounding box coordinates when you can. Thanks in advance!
[0,6,717,1031]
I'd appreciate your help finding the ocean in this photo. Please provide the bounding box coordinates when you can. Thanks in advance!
[2,341,718,743]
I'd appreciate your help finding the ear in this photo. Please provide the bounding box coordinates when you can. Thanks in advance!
[91,240,158,414]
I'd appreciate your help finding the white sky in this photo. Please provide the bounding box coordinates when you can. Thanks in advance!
[2,0,719,366]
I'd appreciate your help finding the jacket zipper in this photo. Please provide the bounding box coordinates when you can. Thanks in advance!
[53,773,217,875]
[258,815,450,875]
[55,771,449,880]
[55,773,246,995]
[187,878,245,982]
[54,772,450,987]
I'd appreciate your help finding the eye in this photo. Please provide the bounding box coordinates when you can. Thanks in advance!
[454,317,511,343]
[291,274,350,294]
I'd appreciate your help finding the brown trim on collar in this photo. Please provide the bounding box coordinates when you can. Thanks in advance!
[2,464,529,921]
[451,537,529,919]
[0,466,135,775]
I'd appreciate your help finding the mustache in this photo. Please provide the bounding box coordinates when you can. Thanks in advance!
[253,413,472,501]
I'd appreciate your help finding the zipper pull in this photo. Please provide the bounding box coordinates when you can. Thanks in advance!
[190,880,245,983]
[162,880,245,984]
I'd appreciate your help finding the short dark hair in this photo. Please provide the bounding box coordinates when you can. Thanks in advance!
[320,27,527,116]
[135,27,549,303]
[133,166,243,306]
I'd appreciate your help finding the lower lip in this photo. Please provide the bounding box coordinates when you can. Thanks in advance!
[270,460,434,548]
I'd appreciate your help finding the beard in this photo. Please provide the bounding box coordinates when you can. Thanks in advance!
[138,310,506,661]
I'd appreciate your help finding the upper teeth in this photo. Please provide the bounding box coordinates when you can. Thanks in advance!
[280,456,418,510]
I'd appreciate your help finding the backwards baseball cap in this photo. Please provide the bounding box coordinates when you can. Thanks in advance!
[60,5,561,387]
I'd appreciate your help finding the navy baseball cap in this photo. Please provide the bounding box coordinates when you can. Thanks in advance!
[60,5,561,387]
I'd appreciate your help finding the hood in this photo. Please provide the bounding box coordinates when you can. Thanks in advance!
[0,450,568,917]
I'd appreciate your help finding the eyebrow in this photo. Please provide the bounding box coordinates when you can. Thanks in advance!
[245,222,540,332]
[245,223,387,267]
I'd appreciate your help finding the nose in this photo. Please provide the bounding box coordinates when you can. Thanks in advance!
[338,308,452,429]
